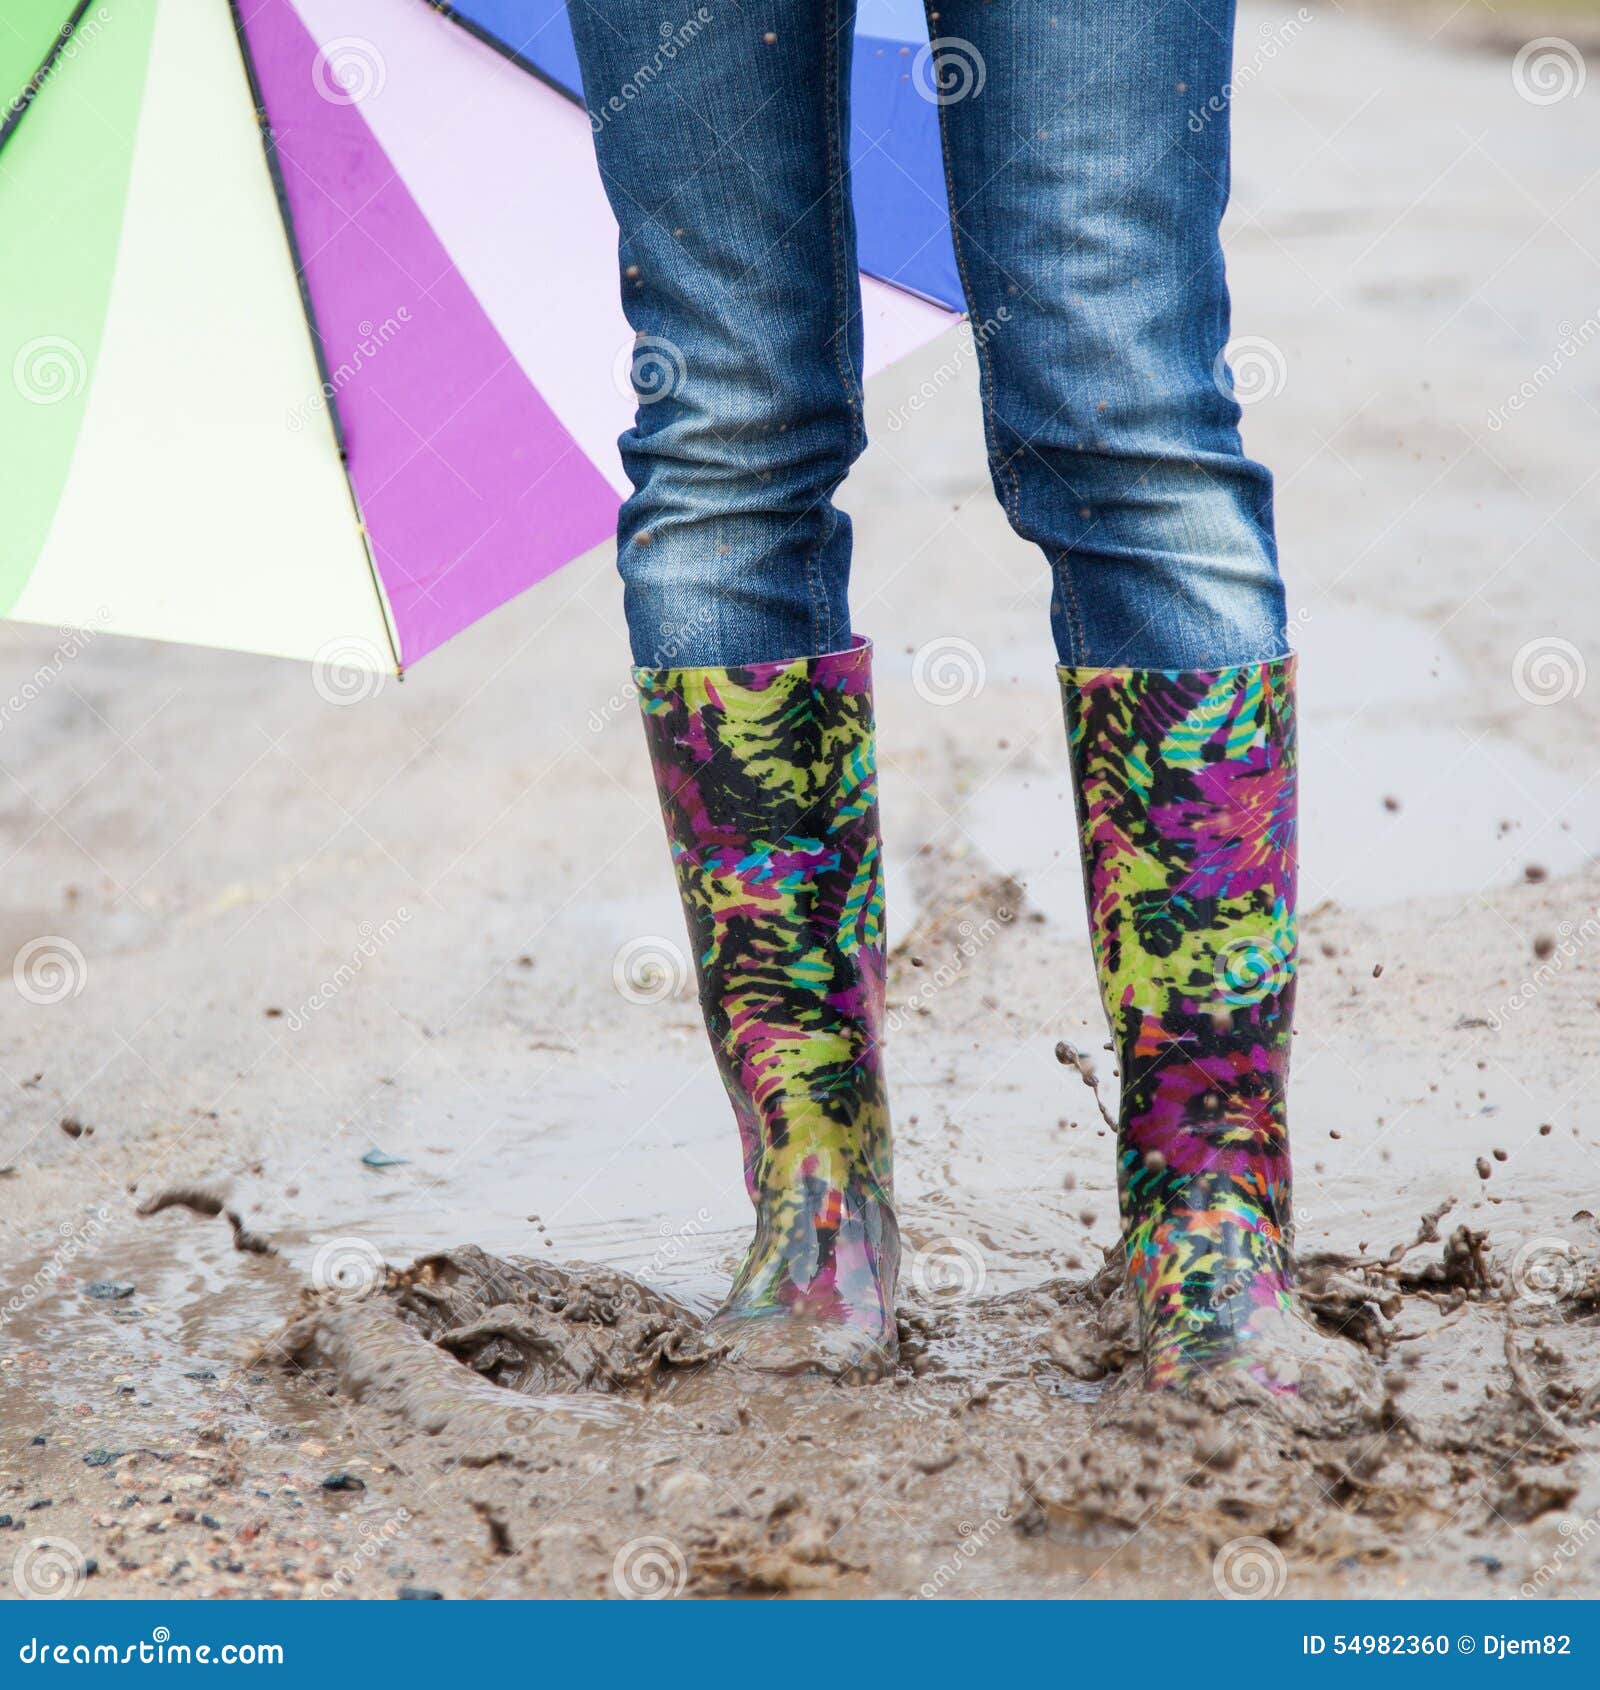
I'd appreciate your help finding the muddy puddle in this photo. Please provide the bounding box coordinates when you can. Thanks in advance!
[10,917,1600,1600]
[6,612,1600,1598]
[245,1203,1600,1598]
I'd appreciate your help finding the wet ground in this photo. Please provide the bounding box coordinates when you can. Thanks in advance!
[3,3,1599,1600]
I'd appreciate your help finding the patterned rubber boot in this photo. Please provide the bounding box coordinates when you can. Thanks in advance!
[1059,658,1372,1413]
[636,637,898,1378]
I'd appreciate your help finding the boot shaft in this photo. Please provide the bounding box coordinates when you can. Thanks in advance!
[635,639,892,1202]
[1059,659,1299,1383]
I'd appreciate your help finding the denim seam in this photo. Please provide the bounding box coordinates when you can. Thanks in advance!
[1049,546,1090,666]
[922,11,1024,554]
[824,2,864,455]
[803,0,863,656]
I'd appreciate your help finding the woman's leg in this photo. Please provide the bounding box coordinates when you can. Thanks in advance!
[568,0,866,669]
[569,1,898,1375]
[923,0,1284,671]
[929,4,1366,1411]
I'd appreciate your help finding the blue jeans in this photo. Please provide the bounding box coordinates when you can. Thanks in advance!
[567,0,1287,671]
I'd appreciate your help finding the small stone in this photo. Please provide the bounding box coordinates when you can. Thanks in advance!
[397,1586,443,1600]
[1539,1123,1553,1136]
[1533,934,1556,960]
[321,1473,366,1493]
[1371,963,1383,979]
[1523,864,1547,883]
[85,1282,136,1300]
[1476,1157,1492,1180]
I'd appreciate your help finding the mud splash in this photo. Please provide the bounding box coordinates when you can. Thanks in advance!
[282,1247,720,1403]
[265,1212,1600,1597]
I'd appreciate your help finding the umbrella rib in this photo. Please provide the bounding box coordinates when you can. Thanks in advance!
[417,0,963,315]
[418,0,581,107]
[229,0,348,463]
[227,0,405,678]
[0,0,94,159]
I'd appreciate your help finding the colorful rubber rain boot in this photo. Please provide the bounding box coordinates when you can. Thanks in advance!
[636,637,898,1378]
[1060,658,1313,1398]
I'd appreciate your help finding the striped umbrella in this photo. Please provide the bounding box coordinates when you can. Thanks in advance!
[1,0,962,675]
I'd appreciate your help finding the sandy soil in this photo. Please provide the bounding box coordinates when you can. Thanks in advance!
[2,5,1599,1602]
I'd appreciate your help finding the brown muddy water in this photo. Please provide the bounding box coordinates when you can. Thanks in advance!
[4,624,1600,1600]
[5,836,1600,1602]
